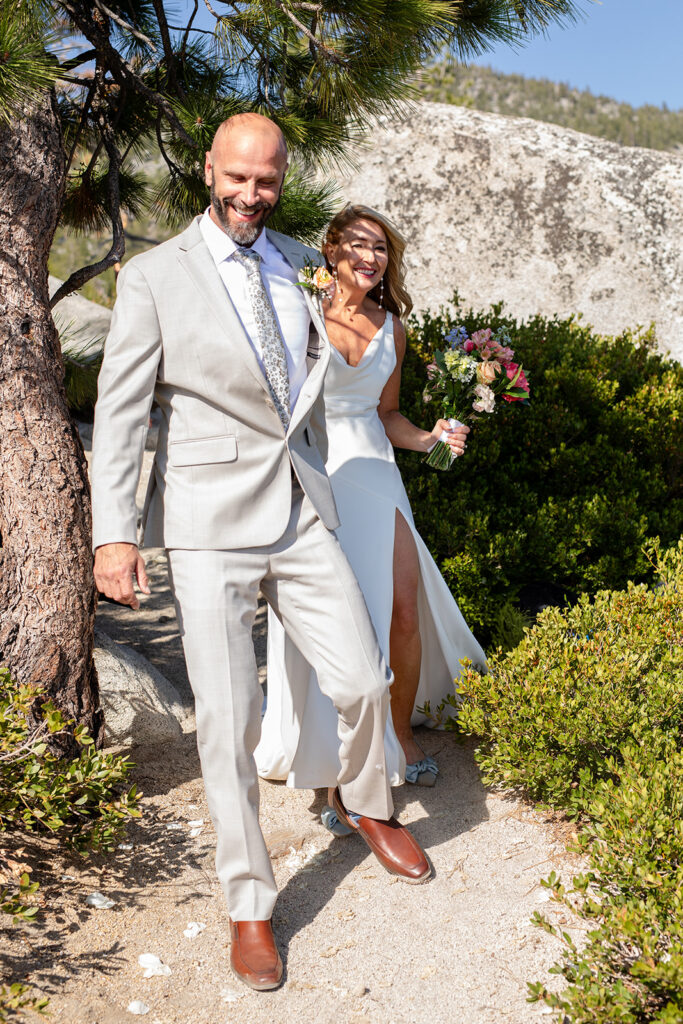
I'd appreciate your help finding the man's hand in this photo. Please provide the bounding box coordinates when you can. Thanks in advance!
[94,542,151,610]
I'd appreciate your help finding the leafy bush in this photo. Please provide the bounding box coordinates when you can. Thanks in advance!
[0,667,140,1020]
[0,984,48,1022]
[0,668,139,850]
[443,542,683,1023]
[399,300,683,648]
[440,541,683,816]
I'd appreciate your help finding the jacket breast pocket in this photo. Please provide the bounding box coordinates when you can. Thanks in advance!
[168,435,237,468]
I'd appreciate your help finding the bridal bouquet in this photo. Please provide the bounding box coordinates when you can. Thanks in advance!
[423,325,530,470]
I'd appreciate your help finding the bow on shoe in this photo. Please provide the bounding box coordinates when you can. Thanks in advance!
[405,757,439,786]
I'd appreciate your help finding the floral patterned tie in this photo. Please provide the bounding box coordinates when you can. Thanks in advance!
[232,247,290,428]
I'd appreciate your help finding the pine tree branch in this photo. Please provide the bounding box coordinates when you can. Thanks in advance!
[92,0,157,51]
[203,0,222,19]
[60,73,114,86]
[59,48,97,72]
[155,111,182,179]
[55,0,195,148]
[83,135,105,181]
[275,2,342,63]
[167,21,214,37]
[51,66,126,307]
[65,77,97,171]
[180,0,199,60]
[151,0,185,99]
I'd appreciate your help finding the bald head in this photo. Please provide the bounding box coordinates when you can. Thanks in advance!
[205,113,288,245]
[211,113,288,164]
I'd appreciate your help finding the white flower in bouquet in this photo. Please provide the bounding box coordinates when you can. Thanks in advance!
[472,382,495,413]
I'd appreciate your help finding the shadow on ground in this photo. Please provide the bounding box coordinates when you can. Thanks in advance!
[274,730,490,967]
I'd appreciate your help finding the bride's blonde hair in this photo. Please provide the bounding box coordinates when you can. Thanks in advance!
[322,204,413,320]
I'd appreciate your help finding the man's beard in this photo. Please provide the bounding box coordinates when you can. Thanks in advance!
[210,175,280,246]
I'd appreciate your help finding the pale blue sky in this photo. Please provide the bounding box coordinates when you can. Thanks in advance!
[467,0,683,110]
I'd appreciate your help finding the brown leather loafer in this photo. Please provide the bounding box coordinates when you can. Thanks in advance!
[332,788,432,884]
[229,918,283,991]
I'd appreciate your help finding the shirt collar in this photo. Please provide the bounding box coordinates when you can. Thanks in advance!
[200,208,270,266]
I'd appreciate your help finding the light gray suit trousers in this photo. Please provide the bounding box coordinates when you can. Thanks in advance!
[169,485,393,920]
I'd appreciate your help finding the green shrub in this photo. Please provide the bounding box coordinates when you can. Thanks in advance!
[442,541,683,816]
[0,668,140,1019]
[529,738,683,1023]
[444,542,683,1023]
[0,984,48,1022]
[0,668,139,850]
[399,300,683,649]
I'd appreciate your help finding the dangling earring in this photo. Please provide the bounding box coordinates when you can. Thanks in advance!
[332,264,343,302]
[379,278,384,308]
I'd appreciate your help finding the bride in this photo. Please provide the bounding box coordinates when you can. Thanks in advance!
[256,204,486,799]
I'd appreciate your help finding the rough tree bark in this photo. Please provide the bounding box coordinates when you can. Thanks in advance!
[0,89,103,750]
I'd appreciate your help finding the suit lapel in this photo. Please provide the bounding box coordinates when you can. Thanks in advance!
[176,219,272,402]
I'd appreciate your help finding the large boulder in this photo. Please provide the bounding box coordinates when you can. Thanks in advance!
[336,104,683,361]
[94,628,194,747]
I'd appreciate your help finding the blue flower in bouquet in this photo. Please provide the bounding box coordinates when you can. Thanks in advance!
[444,325,469,349]
[493,328,513,348]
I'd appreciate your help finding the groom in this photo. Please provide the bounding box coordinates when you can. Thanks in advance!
[91,114,430,991]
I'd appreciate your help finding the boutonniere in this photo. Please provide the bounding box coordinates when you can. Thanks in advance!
[295,258,336,304]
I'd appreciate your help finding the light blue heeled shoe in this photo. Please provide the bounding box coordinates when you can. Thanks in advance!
[405,756,439,787]
[320,804,354,836]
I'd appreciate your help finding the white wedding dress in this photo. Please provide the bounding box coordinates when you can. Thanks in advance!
[255,310,486,787]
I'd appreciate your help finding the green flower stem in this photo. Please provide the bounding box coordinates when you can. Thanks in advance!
[424,439,454,470]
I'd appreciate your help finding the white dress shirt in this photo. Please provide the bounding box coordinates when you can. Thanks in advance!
[200,210,310,410]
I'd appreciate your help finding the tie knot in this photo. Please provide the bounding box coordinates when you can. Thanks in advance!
[232,247,261,270]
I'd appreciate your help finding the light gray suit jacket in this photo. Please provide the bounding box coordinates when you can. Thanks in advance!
[91,217,340,550]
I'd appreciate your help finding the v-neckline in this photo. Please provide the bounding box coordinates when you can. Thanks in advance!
[329,311,390,368]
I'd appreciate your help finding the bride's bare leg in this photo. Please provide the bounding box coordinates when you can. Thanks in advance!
[389,510,425,765]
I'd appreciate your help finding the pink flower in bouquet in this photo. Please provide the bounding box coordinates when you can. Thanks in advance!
[426,362,439,378]
[502,362,530,402]
[471,328,493,350]
[497,346,514,364]
[464,339,475,353]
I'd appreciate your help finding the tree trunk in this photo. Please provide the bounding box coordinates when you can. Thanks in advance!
[0,90,103,751]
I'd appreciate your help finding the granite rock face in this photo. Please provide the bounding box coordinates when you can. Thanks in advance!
[336,104,683,361]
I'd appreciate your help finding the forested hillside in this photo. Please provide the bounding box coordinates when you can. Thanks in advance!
[419,63,683,152]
